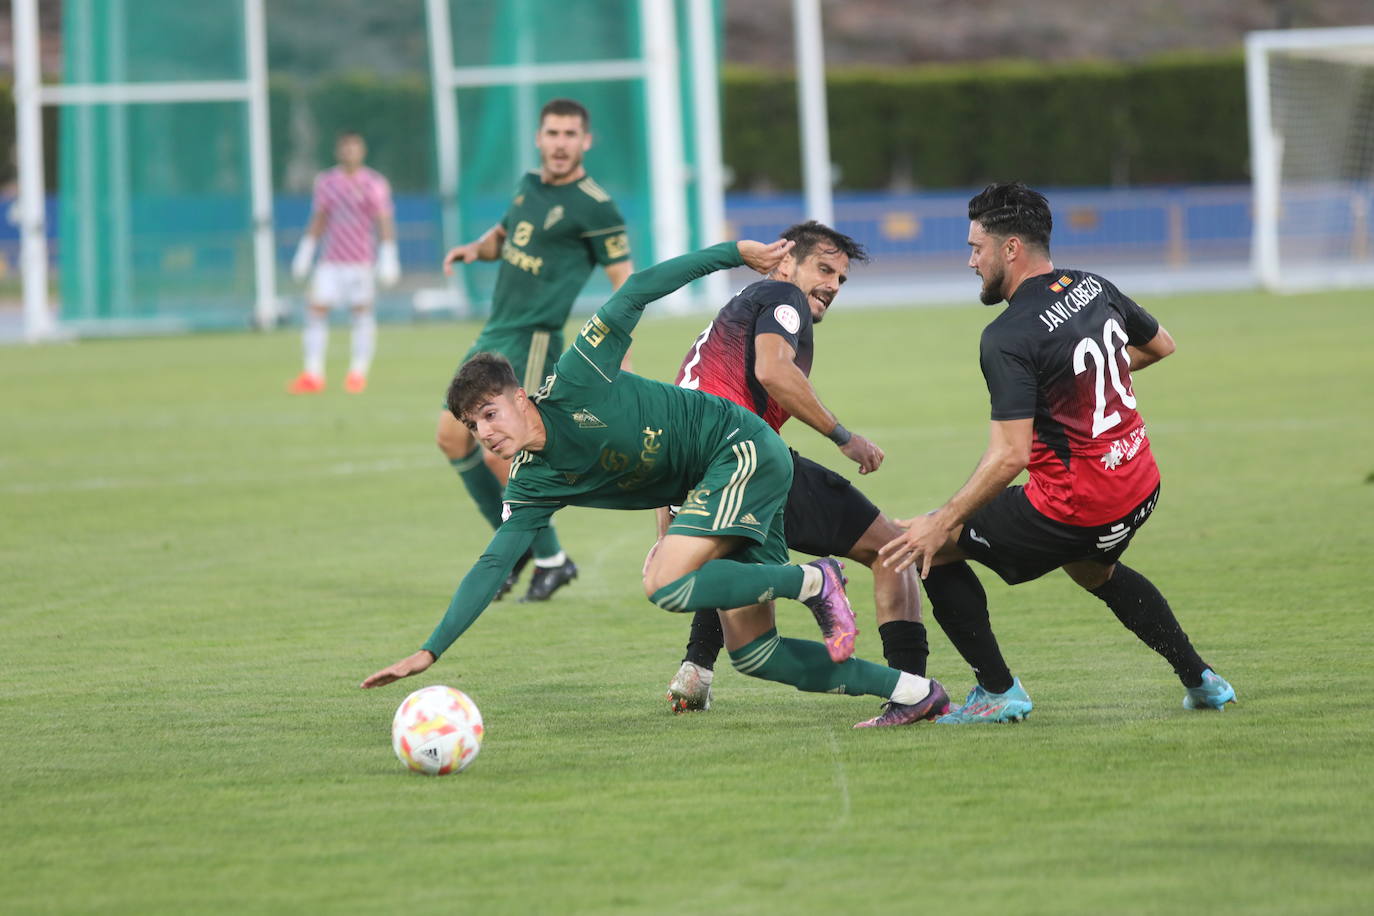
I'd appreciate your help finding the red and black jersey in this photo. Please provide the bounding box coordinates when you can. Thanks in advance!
[979,269,1162,526]
[673,279,813,432]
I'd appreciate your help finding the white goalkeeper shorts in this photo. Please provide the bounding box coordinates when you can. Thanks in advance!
[310,262,375,308]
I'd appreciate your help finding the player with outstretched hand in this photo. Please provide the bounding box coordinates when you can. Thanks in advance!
[362,239,949,729]
[657,221,930,714]
[879,181,1235,722]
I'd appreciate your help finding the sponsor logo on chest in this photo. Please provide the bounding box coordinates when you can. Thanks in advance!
[618,427,665,490]
[501,240,543,276]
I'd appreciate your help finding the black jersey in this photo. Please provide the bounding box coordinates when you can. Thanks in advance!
[979,269,1161,526]
[672,279,813,432]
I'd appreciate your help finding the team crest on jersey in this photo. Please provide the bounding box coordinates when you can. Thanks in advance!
[544,205,564,230]
[563,472,580,484]
[773,304,801,335]
[514,194,524,206]
[572,408,607,429]
[1048,275,1074,293]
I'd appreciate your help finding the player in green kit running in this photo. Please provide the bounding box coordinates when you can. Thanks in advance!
[362,239,949,728]
[438,98,634,602]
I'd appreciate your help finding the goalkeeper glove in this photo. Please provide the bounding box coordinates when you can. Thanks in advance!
[291,236,316,281]
[376,240,400,287]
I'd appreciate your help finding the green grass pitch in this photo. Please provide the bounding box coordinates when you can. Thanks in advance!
[2,286,1371,914]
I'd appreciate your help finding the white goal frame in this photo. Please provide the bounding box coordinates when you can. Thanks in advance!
[11,0,277,342]
[1246,26,1374,292]
[423,0,728,309]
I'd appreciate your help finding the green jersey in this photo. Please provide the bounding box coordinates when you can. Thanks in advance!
[486,171,631,334]
[422,243,776,658]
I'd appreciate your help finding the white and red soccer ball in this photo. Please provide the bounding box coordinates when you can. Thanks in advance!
[391,685,484,775]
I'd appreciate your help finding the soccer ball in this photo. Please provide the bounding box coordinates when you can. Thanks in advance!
[391,685,484,775]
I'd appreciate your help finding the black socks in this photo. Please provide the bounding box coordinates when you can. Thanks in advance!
[1089,564,1208,687]
[923,561,1015,694]
[878,620,929,677]
[682,609,930,678]
[683,608,725,669]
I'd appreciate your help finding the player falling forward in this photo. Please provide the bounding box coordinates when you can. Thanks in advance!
[437,98,634,603]
[880,181,1236,722]
[362,239,949,729]
[289,131,399,394]
[657,221,929,713]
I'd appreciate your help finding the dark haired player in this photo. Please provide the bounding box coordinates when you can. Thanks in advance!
[656,221,930,713]
[362,239,949,729]
[880,181,1235,722]
[437,98,634,603]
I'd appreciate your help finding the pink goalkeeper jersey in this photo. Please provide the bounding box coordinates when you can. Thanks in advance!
[313,166,393,264]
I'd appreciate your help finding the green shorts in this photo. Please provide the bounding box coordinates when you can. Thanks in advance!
[668,429,793,566]
[450,327,563,403]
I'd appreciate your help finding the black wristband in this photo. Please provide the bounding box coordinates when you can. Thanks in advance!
[827,422,852,446]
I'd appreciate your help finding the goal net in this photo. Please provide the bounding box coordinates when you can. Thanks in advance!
[18,0,721,340]
[52,0,275,334]
[1247,27,1374,291]
[427,0,726,315]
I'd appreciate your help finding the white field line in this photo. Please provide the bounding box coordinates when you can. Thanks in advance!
[825,728,853,827]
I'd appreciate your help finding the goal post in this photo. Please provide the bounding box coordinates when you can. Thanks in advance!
[1247,26,1374,292]
[425,0,727,314]
[13,0,276,340]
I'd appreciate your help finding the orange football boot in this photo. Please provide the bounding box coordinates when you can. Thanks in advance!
[288,371,325,394]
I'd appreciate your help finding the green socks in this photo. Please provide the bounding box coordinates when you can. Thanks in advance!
[729,628,901,699]
[647,559,910,701]
[650,560,805,613]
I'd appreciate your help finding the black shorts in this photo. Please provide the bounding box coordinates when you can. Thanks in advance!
[958,484,1161,585]
[783,450,882,558]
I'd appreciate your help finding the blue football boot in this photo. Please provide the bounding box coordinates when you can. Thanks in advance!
[1182,668,1236,710]
[936,677,1033,724]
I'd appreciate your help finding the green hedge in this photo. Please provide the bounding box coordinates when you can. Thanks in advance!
[0,80,61,193]
[10,53,1248,195]
[726,52,1248,190]
[302,73,435,191]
